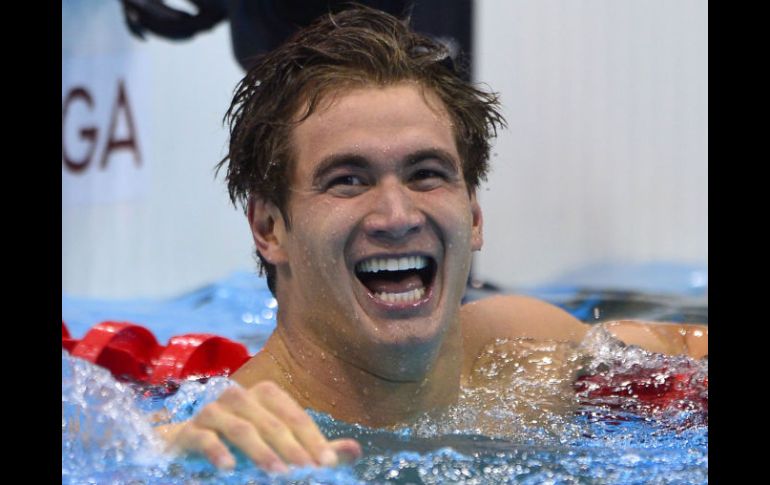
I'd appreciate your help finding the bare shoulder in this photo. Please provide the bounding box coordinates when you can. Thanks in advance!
[460,294,589,366]
[458,295,709,368]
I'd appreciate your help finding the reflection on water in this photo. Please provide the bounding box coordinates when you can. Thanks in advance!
[62,320,708,484]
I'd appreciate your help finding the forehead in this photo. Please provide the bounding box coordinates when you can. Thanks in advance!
[290,83,458,177]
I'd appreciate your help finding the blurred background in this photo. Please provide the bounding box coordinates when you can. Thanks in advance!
[62,0,707,300]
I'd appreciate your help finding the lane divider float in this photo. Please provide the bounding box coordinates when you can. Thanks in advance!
[574,361,708,414]
[62,321,250,384]
[62,321,707,415]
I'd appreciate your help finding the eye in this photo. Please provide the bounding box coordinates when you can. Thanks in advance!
[413,169,444,180]
[409,168,448,191]
[325,174,369,197]
[330,174,363,186]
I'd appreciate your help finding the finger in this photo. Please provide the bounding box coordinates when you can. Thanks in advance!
[248,381,337,467]
[330,438,363,464]
[194,401,289,473]
[173,423,236,470]
[218,386,316,468]
[154,421,184,447]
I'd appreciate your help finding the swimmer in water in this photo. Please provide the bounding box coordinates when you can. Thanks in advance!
[155,5,708,472]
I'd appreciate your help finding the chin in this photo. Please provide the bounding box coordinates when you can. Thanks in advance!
[356,314,450,369]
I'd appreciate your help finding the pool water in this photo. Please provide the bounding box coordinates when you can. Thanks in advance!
[62,271,707,484]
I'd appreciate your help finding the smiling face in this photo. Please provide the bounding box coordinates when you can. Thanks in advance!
[251,82,483,380]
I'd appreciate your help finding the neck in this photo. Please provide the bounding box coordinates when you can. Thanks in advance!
[254,317,464,428]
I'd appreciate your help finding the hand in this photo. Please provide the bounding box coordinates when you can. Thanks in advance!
[156,380,362,472]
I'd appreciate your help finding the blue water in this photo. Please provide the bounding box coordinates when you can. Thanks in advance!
[62,271,707,484]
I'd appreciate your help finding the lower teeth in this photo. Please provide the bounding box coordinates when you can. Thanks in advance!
[375,287,425,303]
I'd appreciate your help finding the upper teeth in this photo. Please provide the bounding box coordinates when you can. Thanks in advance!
[356,256,428,273]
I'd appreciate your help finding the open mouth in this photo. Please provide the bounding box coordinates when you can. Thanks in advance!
[354,255,437,304]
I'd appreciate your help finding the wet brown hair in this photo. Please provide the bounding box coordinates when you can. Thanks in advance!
[216,4,506,294]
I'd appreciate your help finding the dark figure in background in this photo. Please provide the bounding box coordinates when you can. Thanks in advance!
[119,0,473,78]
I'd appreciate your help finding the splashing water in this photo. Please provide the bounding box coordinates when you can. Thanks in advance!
[62,323,707,484]
[62,351,172,483]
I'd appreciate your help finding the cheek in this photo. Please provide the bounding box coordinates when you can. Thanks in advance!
[291,202,355,266]
[434,199,475,244]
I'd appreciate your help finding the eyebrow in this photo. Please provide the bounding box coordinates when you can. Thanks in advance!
[405,149,460,173]
[311,148,460,184]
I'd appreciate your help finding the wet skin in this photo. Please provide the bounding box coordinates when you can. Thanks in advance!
[253,82,482,379]
[238,82,484,427]
[158,83,708,472]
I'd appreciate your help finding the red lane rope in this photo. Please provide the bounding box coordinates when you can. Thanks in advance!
[574,362,708,412]
[62,321,706,414]
[62,321,251,383]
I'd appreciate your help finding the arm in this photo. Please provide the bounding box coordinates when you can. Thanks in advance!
[461,295,708,361]
[601,320,708,359]
[155,381,361,471]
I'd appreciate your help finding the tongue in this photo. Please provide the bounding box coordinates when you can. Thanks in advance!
[361,272,424,294]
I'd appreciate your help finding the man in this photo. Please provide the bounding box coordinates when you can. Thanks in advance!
[157,5,707,473]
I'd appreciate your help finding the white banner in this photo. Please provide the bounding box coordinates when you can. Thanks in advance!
[62,54,151,206]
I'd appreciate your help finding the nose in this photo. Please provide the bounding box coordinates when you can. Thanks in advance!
[363,178,425,242]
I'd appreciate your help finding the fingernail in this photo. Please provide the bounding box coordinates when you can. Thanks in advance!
[269,461,289,473]
[337,449,359,465]
[215,454,235,470]
[320,449,338,467]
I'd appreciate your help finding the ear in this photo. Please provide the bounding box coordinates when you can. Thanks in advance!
[247,197,289,265]
[469,191,484,251]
